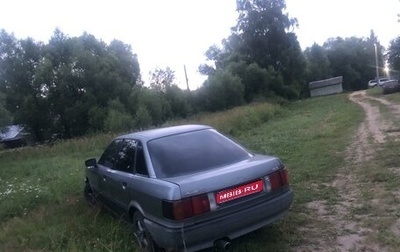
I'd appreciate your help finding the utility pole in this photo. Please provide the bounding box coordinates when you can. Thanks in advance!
[184,65,190,91]
[374,43,380,84]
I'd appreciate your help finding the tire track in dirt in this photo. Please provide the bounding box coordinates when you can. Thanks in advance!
[300,91,399,252]
[332,91,388,251]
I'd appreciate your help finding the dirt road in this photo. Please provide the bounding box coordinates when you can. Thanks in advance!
[299,91,400,252]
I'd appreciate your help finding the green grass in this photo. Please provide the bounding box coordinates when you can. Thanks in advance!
[367,85,400,102]
[366,86,382,97]
[238,95,362,203]
[0,93,365,251]
[171,102,284,136]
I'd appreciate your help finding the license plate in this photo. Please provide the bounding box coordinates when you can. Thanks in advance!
[216,180,263,204]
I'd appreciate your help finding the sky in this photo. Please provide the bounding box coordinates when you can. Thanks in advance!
[1,0,400,89]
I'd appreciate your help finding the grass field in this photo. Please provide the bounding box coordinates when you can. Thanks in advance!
[0,93,375,251]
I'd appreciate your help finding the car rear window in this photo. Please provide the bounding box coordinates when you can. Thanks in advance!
[148,129,250,178]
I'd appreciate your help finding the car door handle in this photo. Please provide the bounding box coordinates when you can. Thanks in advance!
[122,182,127,190]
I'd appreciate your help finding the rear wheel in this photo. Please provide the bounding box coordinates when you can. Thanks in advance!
[132,211,161,252]
[84,182,96,205]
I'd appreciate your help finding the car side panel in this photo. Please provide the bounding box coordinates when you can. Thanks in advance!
[87,164,111,200]
[106,170,131,210]
[90,168,181,220]
[126,175,181,220]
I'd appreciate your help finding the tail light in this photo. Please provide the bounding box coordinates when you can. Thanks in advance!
[265,168,289,192]
[280,168,289,186]
[162,194,210,220]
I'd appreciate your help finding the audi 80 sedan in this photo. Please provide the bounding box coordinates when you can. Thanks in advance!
[84,125,293,252]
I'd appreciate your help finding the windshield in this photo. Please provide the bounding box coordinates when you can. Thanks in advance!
[148,129,250,178]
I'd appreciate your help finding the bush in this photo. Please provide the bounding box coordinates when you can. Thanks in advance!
[179,102,283,136]
[135,106,152,129]
[202,70,245,111]
[104,109,134,133]
[382,81,400,95]
[103,99,134,133]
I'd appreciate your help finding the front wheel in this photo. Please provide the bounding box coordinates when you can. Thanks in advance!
[132,211,161,252]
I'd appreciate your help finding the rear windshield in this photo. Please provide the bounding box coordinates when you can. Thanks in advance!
[148,129,250,178]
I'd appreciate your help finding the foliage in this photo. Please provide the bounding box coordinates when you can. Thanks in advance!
[0,30,46,138]
[200,0,306,103]
[200,70,245,111]
[181,102,283,136]
[164,85,193,118]
[0,29,140,141]
[136,87,167,125]
[0,29,199,142]
[135,105,153,129]
[304,43,332,82]
[149,67,175,92]
[147,68,193,120]
[103,99,134,133]
[301,30,386,94]
[322,34,381,91]
[387,36,400,74]
[0,91,12,127]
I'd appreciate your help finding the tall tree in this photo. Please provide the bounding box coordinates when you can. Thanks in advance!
[234,0,305,91]
[0,91,12,127]
[148,67,192,119]
[304,43,332,82]
[323,36,381,90]
[201,0,305,105]
[0,29,142,140]
[40,31,141,138]
[0,30,47,139]
[387,36,400,75]
[149,67,175,92]
[200,70,245,111]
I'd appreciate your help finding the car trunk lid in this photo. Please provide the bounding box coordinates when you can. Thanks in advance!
[162,155,282,199]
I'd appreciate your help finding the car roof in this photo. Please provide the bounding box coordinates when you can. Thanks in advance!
[117,124,213,142]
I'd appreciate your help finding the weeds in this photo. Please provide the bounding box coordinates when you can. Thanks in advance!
[174,102,284,137]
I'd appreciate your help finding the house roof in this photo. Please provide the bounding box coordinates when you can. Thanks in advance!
[0,125,24,141]
[309,76,343,90]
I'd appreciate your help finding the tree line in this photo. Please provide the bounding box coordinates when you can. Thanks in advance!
[1,0,399,142]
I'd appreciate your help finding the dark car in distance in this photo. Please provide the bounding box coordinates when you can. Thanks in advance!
[84,125,293,252]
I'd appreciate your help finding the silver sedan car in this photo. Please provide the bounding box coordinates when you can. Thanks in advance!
[84,125,293,252]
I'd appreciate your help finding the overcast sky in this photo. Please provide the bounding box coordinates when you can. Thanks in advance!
[1,0,400,89]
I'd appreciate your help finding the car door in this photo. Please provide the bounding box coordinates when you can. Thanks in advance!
[96,139,123,202]
[107,139,137,211]
[126,141,153,207]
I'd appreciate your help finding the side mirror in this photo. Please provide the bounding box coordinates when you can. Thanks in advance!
[85,158,97,168]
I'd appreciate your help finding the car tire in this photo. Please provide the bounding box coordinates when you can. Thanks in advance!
[132,211,161,252]
[84,182,96,205]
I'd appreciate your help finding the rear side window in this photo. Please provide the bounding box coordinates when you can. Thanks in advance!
[148,129,250,178]
[134,143,147,175]
[115,140,137,173]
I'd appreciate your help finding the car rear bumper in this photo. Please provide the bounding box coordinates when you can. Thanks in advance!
[145,188,293,251]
